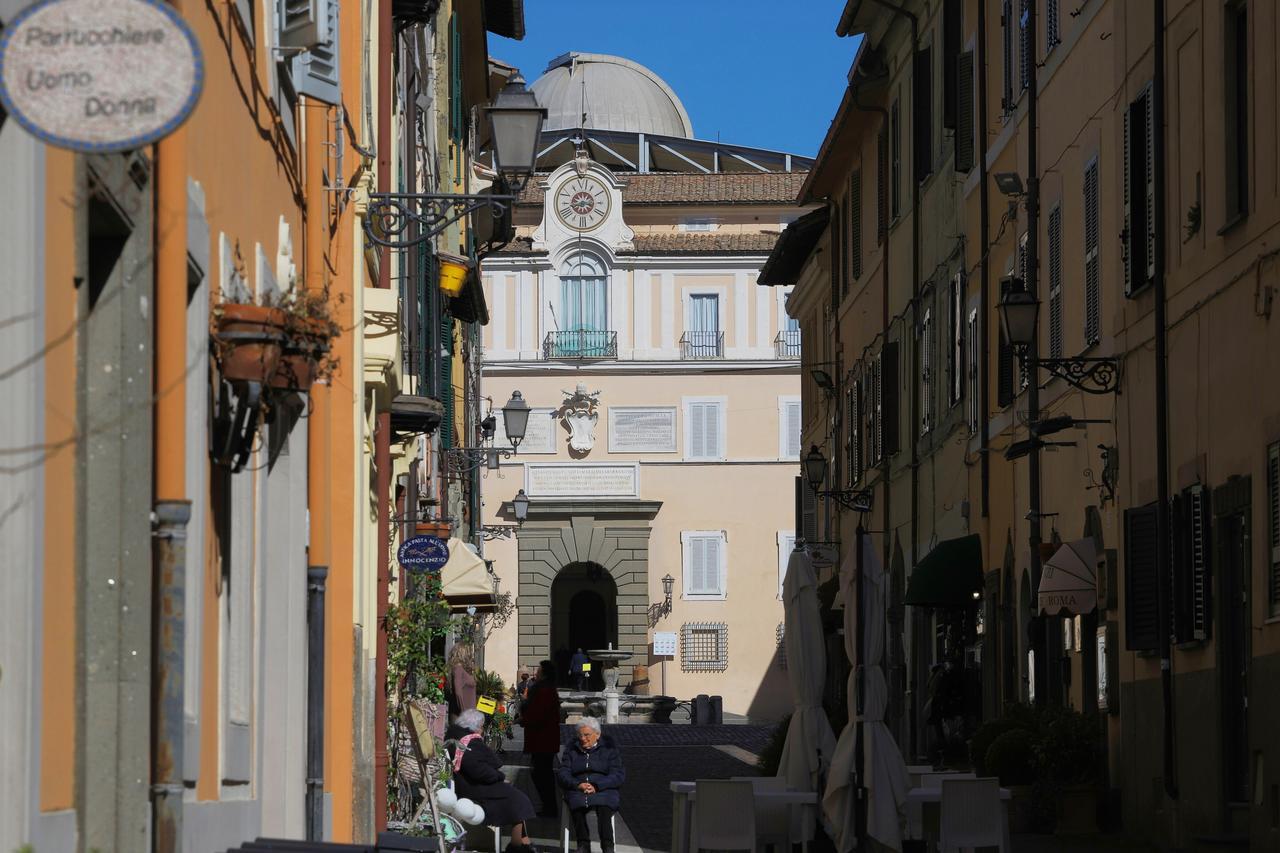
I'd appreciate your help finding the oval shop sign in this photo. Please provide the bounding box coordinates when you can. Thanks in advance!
[398,535,450,573]
[0,0,204,152]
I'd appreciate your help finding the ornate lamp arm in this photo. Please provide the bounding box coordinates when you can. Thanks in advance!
[364,193,516,249]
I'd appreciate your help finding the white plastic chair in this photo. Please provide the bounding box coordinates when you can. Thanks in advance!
[907,772,974,840]
[692,780,757,853]
[730,777,805,853]
[938,777,1006,853]
[559,796,617,853]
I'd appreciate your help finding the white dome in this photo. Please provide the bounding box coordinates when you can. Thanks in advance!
[531,53,694,139]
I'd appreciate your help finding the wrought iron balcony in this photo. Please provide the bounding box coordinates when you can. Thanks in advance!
[680,331,725,360]
[775,329,802,359]
[543,330,618,360]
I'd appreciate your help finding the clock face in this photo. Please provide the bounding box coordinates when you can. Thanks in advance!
[554,176,610,231]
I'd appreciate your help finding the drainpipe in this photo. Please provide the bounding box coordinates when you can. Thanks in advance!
[151,501,191,853]
[372,0,394,832]
[1152,0,1178,801]
[307,566,329,839]
[868,0,918,758]
[977,0,991,521]
[152,118,189,853]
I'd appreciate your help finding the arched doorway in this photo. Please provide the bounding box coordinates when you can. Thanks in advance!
[550,562,618,688]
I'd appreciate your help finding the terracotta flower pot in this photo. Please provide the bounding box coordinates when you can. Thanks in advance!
[215,304,287,384]
[270,317,333,391]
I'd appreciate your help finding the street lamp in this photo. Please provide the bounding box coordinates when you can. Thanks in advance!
[803,445,873,513]
[363,77,546,248]
[501,390,531,451]
[997,280,1122,395]
[444,390,533,474]
[649,573,676,626]
[511,489,530,524]
[997,280,1040,349]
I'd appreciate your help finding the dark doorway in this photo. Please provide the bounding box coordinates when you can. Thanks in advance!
[550,563,617,689]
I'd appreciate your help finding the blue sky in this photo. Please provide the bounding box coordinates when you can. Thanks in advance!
[489,1,859,158]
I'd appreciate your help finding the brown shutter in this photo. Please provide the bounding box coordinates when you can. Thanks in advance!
[883,341,901,456]
[955,51,975,172]
[914,47,933,180]
[877,126,889,241]
[850,169,863,281]
[1125,502,1160,651]
[942,0,962,129]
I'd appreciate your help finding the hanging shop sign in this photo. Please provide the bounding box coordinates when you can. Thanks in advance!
[0,0,203,152]
[397,535,449,573]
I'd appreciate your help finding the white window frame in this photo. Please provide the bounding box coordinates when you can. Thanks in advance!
[778,395,802,460]
[682,396,727,461]
[777,531,796,599]
[607,406,678,453]
[681,530,728,600]
[682,286,728,334]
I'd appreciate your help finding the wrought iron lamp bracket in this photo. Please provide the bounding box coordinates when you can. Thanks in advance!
[647,595,672,628]
[480,523,519,541]
[1024,355,1122,395]
[364,192,516,248]
[817,489,875,514]
[444,446,516,475]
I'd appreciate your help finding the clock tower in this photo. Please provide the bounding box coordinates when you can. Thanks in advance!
[530,156,633,254]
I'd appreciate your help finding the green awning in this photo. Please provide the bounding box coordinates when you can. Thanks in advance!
[904,534,984,608]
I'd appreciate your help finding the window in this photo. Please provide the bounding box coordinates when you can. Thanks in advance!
[1124,501,1159,651]
[681,532,727,598]
[1001,0,1014,111]
[846,381,862,485]
[779,396,802,459]
[1019,0,1032,92]
[1016,234,1031,391]
[561,252,607,333]
[608,407,677,453]
[1123,86,1155,296]
[1083,158,1101,345]
[966,309,980,433]
[890,98,902,219]
[840,196,850,300]
[880,341,901,457]
[942,0,962,130]
[680,622,728,672]
[1224,1,1249,223]
[948,273,964,407]
[877,126,889,241]
[914,47,933,181]
[679,218,715,231]
[683,397,725,461]
[1047,0,1061,50]
[830,204,842,309]
[849,170,863,283]
[1171,484,1212,643]
[1268,442,1280,617]
[920,308,934,436]
[1048,205,1063,359]
[293,0,341,105]
[778,532,796,599]
[954,51,976,172]
[796,476,818,543]
[684,293,722,358]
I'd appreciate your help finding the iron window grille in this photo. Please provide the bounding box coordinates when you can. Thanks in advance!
[681,622,729,673]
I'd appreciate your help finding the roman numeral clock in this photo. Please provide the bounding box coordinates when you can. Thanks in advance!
[554,175,611,232]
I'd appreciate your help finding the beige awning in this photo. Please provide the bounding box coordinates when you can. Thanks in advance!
[1038,538,1098,615]
[440,538,497,612]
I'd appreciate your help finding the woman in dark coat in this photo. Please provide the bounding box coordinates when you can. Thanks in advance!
[447,709,537,852]
[520,660,563,817]
[555,717,625,853]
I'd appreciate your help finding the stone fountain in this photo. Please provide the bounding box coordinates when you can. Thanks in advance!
[586,644,632,722]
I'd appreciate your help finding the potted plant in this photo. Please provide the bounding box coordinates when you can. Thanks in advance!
[270,289,343,392]
[213,302,288,384]
[984,726,1039,832]
[1033,707,1102,834]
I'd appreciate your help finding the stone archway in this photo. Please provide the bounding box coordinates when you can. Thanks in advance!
[550,562,618,688]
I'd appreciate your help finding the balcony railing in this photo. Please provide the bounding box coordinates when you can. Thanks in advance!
[775,329,801,359]
[680,331,725,360]
[543,330,618,360]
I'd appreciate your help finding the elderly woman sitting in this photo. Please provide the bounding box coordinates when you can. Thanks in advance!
[555,717,625,853]
[446,709,538,853]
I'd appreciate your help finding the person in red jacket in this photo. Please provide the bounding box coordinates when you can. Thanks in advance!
[520,659,563,817]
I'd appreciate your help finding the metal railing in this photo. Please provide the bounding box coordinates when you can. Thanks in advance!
[680,331,725,360]
[775,329,801,359]
[543,330,618,359]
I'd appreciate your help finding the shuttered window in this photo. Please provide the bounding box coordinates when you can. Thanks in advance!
[1125,502,1160,651]
[684,398,725,461]
[890,99,902,219]
[779,397,802,459]
[966,309,980,433]
[1001,0,1015,112]
[1047,0,1061,48]
[1083,157,1101,345]
[1123,86,1155,296]
[850,170,863,282]
[1172,484,1212,643]
[920,308,934,436]
[1017,234,1031,391]
[882,341,901,456]
[1048,205,1063,359]
[1019,0,1032,92]
[1268,443,1280,616]
[942,0,962,130]
[831,205,842,310]
[279,0,330,49]
[682,532,726,598]
[796,476,819,543]
[294,0,340,105]
[955,51,976,172]
[869,356,883,463]
[846,382,862,485]
[778,533,796,599]
[948,273,964,407]
[914,47,933,181]
[840,198,850,300]
[1224,1,1249,222]
[877,127,889,241]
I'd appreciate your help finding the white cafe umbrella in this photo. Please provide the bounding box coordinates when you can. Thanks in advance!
[1038,538,1098,616]
[823,534,910,851]
[778,546,838,840]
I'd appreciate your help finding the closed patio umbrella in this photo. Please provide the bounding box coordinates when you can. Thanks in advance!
[778,546,837,840]
[823,533,910,851]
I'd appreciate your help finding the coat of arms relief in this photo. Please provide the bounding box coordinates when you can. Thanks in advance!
[559,383,601,453]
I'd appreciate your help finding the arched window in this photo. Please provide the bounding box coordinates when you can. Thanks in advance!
[557,252,608,356]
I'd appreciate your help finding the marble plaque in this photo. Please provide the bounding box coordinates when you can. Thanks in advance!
[526,463,639,497]
[609,407,677,453]
[500,407,556,453]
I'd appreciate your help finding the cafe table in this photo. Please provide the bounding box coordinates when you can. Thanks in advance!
[669,781,818,853]
[905,784,1013,850]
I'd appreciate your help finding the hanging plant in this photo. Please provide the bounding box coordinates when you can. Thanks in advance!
[212,302,288,384]
[270,289,344,392]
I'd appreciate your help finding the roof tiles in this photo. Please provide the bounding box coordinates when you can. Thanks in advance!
[518,171,808,206]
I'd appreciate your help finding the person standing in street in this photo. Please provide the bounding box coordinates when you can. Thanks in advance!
[520,659,563,817]
[448,643,478,721]
[569,648,589,691]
